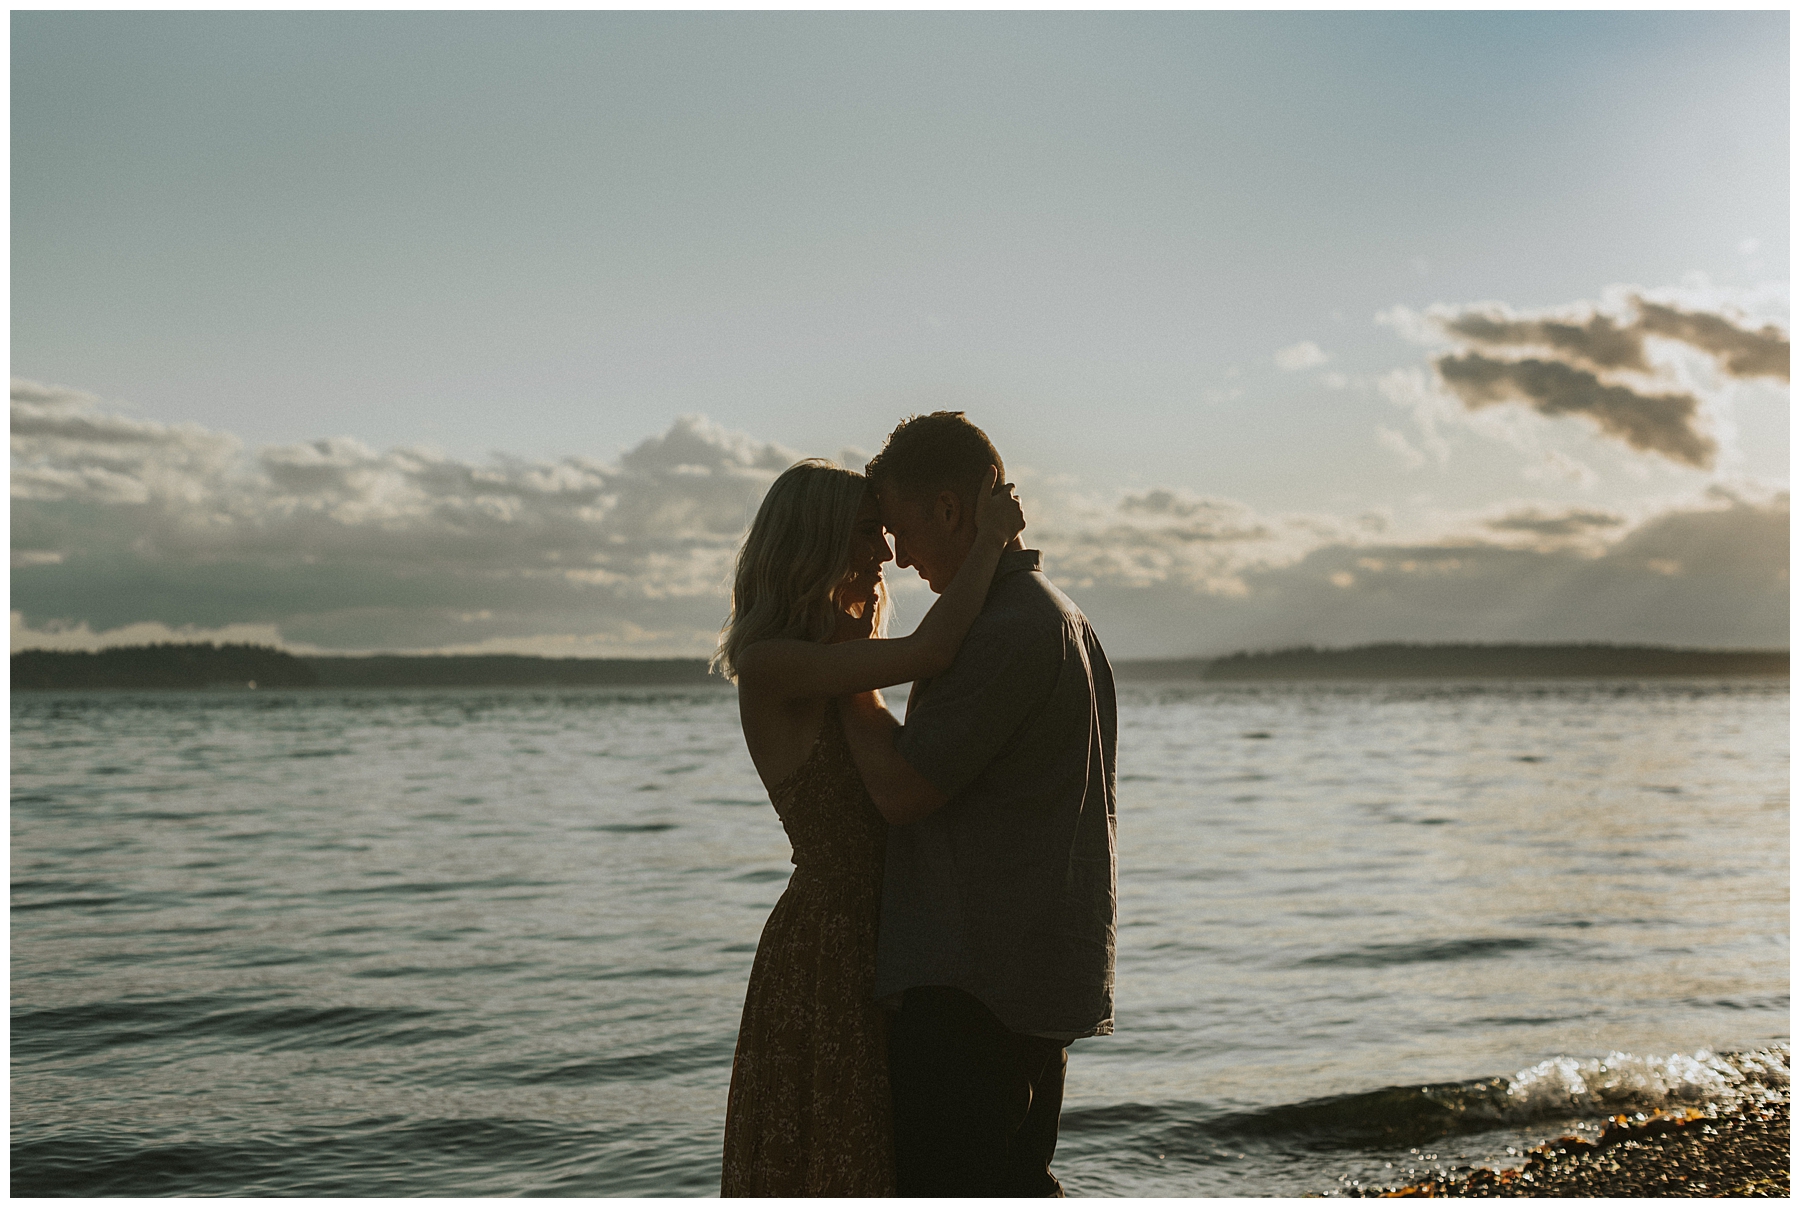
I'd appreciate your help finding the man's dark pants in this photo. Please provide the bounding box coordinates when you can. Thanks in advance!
[888,985,1068,1197]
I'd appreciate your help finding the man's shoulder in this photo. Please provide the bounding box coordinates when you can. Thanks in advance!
[988,566,1093,637]
[996,569,1115,685]
[965,569,1113,686]
[967,570,1058,646]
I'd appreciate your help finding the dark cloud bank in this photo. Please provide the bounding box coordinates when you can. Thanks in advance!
[1068,488,1786,658]
[11,379,1789,658]
[1425,296,1788,470]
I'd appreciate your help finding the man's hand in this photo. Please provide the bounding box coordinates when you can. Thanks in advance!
[838,694,950,826]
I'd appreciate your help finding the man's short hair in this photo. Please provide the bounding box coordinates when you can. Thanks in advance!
[864,411,1005,505]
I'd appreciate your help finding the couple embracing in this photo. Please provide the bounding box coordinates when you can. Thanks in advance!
[714,412,1117,1197]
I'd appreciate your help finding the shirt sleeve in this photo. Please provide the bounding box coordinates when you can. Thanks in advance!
[894,607,1062,800]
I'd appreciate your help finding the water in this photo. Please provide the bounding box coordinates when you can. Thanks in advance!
[11,679,1788,1196]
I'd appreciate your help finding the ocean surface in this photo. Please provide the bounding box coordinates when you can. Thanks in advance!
[11,679,1789,1196]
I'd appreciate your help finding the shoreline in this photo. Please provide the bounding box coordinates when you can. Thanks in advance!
[1344,1085,1790,1197]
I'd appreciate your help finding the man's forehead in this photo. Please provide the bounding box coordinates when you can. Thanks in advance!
[874,486,916,515]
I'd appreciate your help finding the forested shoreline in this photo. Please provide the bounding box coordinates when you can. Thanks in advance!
[1122,643,1789,681]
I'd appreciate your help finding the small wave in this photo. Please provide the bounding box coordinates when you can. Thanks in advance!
[472,1034,737,1086]
[11,893,131,913]
[1298,936,1550,968]
[1464,1012,1596,1028]
[10,1113,719,1197]
[1063,1047,1789,1154]
[1682,993,1789,1013]
[12,996,482,1061]
[350,960,531,980]
[589,965,721,981]
[322,876,562,898]
[731,868,791,883]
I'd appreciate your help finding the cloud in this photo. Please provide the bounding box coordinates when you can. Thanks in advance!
[1381,290,1789,470]
[1435,352,1715,468]
[1116,489,1265,530]
[1522,448,1600,489]
[1059,489,1787,657]
[12,378,800,654]
[1375,368,1455,465]
[1439,310,1649,373]
[1031,490,1280,597]
[1422,295,1789,382]
[13,380,1789,659]
[1274,341,1329,371]
[1479,505,1627,555]
[11,380,243,504]
[1483,506,1625,539]
[1375,426,1426,470]
[1634,301,1789,380]
[1028,477,1784,655]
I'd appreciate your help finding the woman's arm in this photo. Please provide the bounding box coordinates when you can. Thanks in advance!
[839,692,948,824]
[734,468,1023,701]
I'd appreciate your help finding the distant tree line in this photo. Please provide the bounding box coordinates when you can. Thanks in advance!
[11,641,1789,690]
[10,644,716,689]
[11,643,320,689]
[1120,643,1788,681]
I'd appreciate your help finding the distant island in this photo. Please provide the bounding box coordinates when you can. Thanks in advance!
[11,644,716,690]
[11,643,324,690]
[9,641,1788,690]
[1117,643,1788,681]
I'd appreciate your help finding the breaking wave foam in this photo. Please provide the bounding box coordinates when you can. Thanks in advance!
[1499,1046,1788,1119]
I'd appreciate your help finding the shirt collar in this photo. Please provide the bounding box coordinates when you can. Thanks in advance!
[997,547,1043,577]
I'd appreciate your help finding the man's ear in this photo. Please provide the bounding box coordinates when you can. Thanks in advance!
[935,489,961,529]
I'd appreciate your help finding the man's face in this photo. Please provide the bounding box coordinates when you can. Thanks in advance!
[876,483,973,594]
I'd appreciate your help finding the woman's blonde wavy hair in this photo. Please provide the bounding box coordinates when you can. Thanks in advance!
[712,458,889,681]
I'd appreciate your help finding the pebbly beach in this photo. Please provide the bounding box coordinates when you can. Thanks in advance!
[1344,1061,1789,1198]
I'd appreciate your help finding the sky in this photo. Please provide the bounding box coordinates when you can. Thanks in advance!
[11,11,1790,659]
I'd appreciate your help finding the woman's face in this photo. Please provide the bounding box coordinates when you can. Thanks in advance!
[837,491,893,614]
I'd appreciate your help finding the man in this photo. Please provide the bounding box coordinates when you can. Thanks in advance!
[840,411,1117,1197]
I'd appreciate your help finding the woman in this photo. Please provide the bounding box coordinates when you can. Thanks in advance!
[714,457,1024,1196]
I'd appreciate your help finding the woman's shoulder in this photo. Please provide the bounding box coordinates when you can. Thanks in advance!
[732,636,811,682]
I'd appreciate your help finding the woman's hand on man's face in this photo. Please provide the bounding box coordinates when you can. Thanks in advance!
[973,466,1025,548]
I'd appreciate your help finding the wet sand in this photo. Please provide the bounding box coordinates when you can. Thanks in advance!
[1348,1093,1789,1198]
